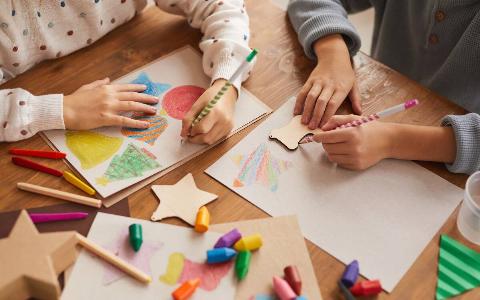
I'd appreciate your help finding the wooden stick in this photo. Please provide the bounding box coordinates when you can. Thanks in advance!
[76,234,152,284]
[17,182,102,208]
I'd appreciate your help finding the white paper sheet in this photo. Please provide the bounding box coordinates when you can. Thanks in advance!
[44,47,270,198]
[62,213,235,299]
[205,98,463,292]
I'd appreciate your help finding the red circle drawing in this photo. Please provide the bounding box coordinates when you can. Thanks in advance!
[162,85,206,120]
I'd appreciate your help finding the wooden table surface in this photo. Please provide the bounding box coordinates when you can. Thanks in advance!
[1,1,478,299]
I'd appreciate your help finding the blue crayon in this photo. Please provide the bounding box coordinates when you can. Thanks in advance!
[341,260,359,288]
[207,247,237,264]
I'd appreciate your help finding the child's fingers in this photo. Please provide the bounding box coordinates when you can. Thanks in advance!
[320,90,347,127]
[76,78,110,92]
[115,101,157,114]
[111,84,147,92]
[326,154,355,165]
[117,92,159,104]
[190,115,216,136]
[322,142,350,155]
[349,81,362,115]
[321,114,362,131]
[188,124,224,145]
[107,115,149,129]
[301,83,322,124]
[294,82,312,115]
[309,86,335,129]
[313,128,353,144]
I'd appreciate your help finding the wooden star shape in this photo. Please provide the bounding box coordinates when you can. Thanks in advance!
[151,173,218,225]
[0,210,78,300]
[269,115,323,150]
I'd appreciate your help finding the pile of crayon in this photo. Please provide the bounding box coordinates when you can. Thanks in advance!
[272,265,308,300]
[338,260,383,299]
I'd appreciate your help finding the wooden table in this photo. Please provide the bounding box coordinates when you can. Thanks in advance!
[1,1,478,299]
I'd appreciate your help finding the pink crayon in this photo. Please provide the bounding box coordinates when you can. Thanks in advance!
[273,276,297,300]
[300,99,419,144]
[214,228,242,248]
[28,212,88,223]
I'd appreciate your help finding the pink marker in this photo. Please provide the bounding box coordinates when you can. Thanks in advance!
[273,276,297,300]
[28,212,89,223]
[300,99,419,144]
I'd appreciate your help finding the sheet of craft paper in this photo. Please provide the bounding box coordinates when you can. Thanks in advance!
[44,46,270,197]
[211,215,323,300]
[62,213,235,299]
[206,98,463,292]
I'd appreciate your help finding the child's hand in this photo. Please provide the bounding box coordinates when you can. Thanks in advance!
[295,34,362,130]
[313,115,393,170]
[63,78,159,130]
[181,79,237,145]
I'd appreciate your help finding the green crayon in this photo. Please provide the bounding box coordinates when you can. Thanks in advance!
[129,223,143,252]
[235,250,252,280]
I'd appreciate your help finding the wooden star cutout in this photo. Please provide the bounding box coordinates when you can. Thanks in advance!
[0,210,78,300]
[151,173,218,225]
[269,115,323,150]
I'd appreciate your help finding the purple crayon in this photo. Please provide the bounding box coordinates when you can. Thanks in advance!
[341,260,359,288]
[214,228,242,248]
[29,212,89,223]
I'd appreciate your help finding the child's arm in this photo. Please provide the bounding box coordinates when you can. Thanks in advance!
[0,78,159,142]
[156,0,252,144]
[287,0,368,129]
[310,114,480,174]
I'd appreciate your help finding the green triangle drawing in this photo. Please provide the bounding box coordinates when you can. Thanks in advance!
[436,235,480,300]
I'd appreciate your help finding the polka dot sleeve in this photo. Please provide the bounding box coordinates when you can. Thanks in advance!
[0,88,64,142]
[155,0,253,92]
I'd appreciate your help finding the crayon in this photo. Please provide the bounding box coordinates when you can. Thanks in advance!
[129,224,143,252]
[29,212,88,223]
[194,206,209,233]
[234,233,263,251]
[172,278,200,300]
[273,275,296,300]
[338,280,356,300]
[284,265,302,295]
[9,148,66,159]
[235,250,251,280]
[12,156,63,177]
[341,260,359,288]
[350,280,382,296]
[214,228,242,248]
[207,247,237,264]
[63,171,96,196]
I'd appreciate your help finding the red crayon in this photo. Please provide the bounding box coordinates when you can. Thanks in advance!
[350,280,382,296]
[284,265,302,295]
[9,148,66,159]
[12,157,63,177]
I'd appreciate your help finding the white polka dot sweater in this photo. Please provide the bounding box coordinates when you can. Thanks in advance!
[0,0,252,141]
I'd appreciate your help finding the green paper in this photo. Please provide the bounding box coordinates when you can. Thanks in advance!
[436,235,480,300]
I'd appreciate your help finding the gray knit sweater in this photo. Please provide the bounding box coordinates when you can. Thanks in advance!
[288,0,480,174]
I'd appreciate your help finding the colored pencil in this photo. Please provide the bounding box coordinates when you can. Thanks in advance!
[29,212,88,223]
[17,182,102,208]
[9,148,66,159]
[190,49,258,129]
[12,157,63,177]
[76,234,152,284]
[300,99,419,144]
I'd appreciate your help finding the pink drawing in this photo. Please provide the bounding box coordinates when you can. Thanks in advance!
[101,229,163,285]
[162,85,206,120]
[179,259,233,291]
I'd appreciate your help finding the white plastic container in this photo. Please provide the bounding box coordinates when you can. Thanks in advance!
[457,171,480,245]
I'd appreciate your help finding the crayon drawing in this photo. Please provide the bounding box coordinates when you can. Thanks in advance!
[121,115,169,146]
[160,252,233,291]
[96,143,161,186]
[101,228,163,285]
[232,143,292,192]
[130,72,171,97]
[65,131,123,170]
[162,85,205,119]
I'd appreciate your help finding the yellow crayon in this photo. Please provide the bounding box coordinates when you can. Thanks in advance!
[63,171,96,195]
[194,206,210,233]
[234,233,263,251]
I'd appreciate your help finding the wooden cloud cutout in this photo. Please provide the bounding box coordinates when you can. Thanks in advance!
[269,116,323,150]
[151,173,218,225]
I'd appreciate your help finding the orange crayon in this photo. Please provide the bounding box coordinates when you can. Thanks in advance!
[172,278,200,300]
[194,206,210,233]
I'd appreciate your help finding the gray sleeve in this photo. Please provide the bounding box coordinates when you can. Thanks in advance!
[441,113,480,175]
[287,0,365,59]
